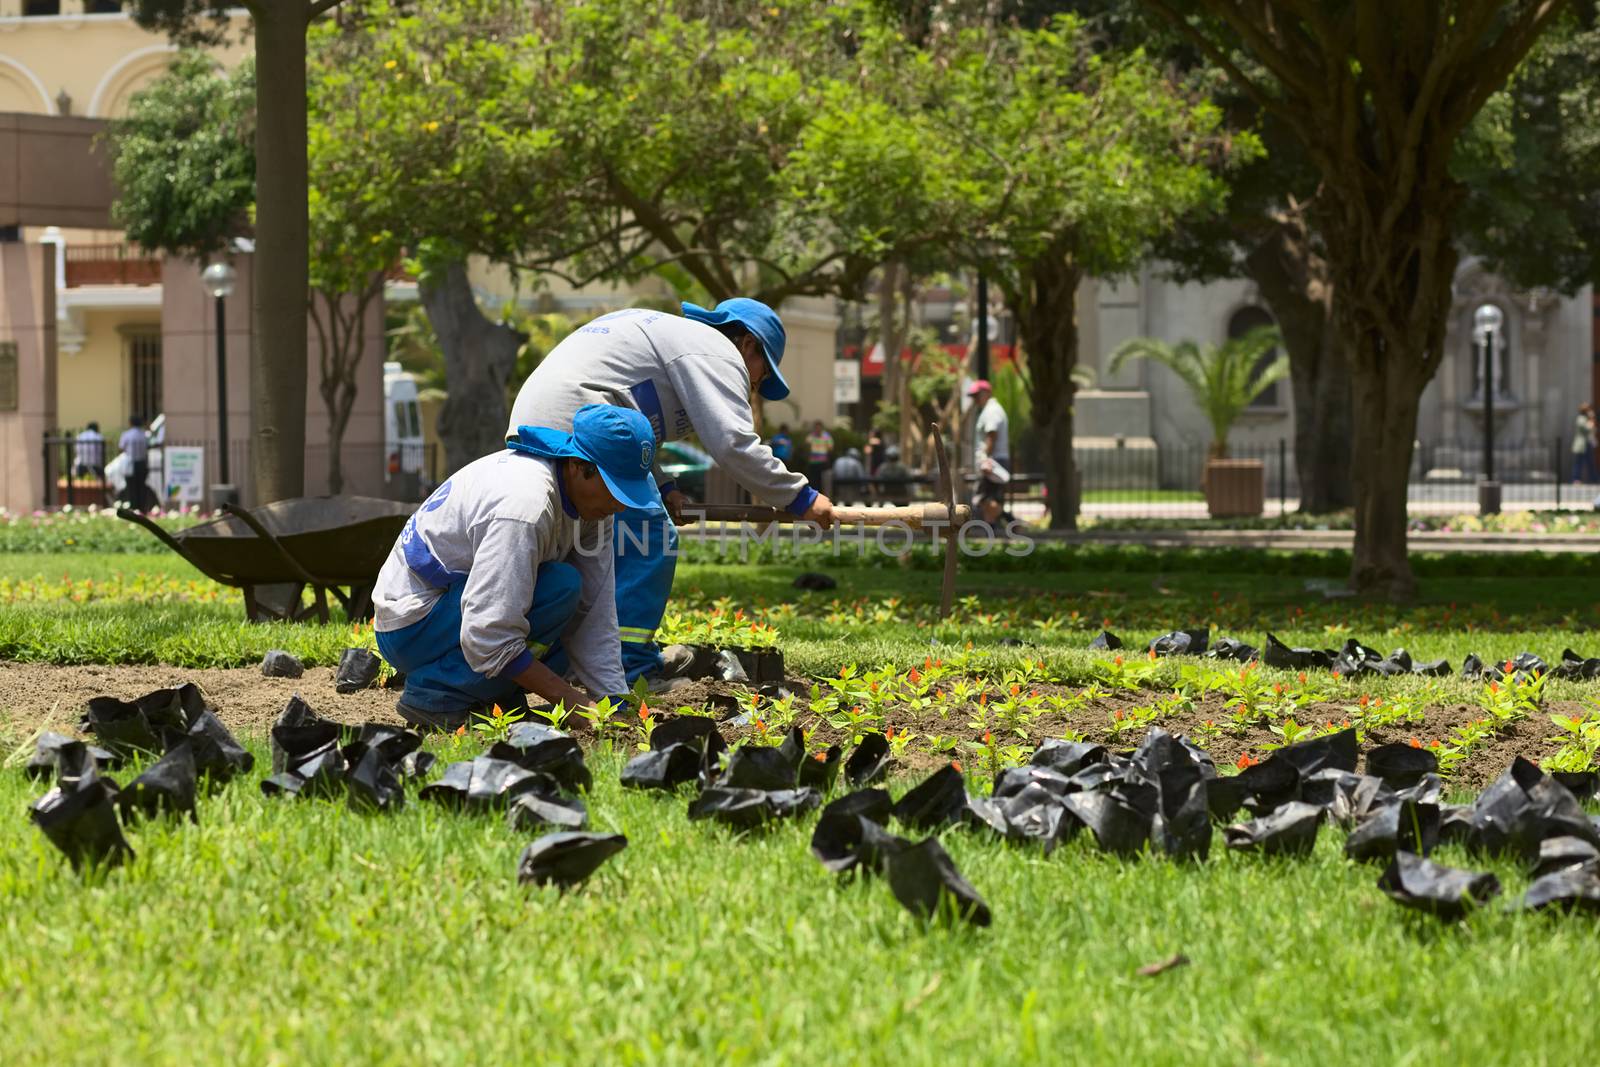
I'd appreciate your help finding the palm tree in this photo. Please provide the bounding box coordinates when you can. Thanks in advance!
[1108,326,1289,458]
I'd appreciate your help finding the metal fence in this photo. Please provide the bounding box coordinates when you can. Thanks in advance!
[40,432,437,510]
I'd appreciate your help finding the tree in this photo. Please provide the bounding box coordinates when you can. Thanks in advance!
[1108,326,1287,455]
[309,0,954,470]
[130,0,346,503]
[109,52,394,495]
[873,18,1250,528]
[1142,0,1572,598]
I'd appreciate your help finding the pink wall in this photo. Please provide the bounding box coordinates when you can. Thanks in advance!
[0,241,57,513]
[161,253,388,504]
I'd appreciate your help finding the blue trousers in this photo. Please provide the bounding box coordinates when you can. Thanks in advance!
[614,506,678,681]
[376,561,579,714]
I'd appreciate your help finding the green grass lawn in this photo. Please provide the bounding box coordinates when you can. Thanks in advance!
[2,742,1597,1067]
[5,546,1600,1064]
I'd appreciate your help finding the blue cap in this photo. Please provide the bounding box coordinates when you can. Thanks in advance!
[681,298,790,401]
[506,404,660,511]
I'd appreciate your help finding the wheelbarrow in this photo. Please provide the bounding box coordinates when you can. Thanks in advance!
[118,496,414,623]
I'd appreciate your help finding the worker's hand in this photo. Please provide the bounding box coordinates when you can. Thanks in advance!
[663,489,693,526]
[803,493,837,528]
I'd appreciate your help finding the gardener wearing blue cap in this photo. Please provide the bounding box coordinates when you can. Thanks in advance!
[507,299,837,683]
[372,404,657,730]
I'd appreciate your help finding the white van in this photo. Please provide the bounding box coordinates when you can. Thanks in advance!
[384,361,425,482]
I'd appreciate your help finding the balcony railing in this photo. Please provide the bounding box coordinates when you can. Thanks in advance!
[63,243,162,287]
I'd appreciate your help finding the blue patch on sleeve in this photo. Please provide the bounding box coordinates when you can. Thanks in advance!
[628,380,666,443]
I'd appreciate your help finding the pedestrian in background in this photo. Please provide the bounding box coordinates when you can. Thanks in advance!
[967,379,1011,526]
[74,421,106,479]
[805,419,834,489]
[118,415,151,511]
[1574,403,1597,484]
[769,423,794,469]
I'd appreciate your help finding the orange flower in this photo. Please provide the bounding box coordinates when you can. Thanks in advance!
[1332,670,1341,679]
[1147,649,1158,661]
[1114,710,1124,721]
[1202,719,1214,727]
[813,750,828,762]
[454,724,467,737]
[1430,740,1441,749]
[979,693,988,706]
[1488,681,1500,694]
[908,667,923,684]
[1114,655,1124,666]
[1236,752,1259,770]
[1297,672,1308,684]
[1274,683,1284,695]
[983,731,992,744]
[1408,737,1422,748]
[1359,695,1370,708]
[950,760,963,772]
[1009,683,1020,697]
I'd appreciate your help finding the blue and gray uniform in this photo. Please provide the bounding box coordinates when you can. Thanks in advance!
[506,303,807,680]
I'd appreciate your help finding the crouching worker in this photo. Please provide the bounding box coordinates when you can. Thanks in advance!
[373,404,659,731]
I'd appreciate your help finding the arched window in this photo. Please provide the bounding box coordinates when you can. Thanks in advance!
[1227,306,1281,409]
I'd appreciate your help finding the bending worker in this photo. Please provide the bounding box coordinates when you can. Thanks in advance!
[373,404,658,731]
[507,300,836,682]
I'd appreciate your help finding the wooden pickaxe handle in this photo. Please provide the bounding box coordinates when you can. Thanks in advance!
[686,502,971,529]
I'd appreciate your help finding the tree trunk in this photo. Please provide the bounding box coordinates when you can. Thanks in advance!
[310,276,381,495]
[1348,348,1424,600]
[876,263,904,436]
[1006,246,1082,530]
[249,2,310,503]
[1244,209,1353,514]
[420,260,526,475]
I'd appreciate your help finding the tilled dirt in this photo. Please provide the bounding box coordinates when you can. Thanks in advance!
[0,661,1573,788]
[0,661,405,741]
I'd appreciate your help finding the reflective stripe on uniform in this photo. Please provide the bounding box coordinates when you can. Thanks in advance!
[525,639,549,656]
[618,625,656,644]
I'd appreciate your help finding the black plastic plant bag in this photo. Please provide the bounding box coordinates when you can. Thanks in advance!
[821,788,893,825]
[1277,728,1359,777]
[812,810,907,876]
[1409,657,1451,677]
[1262,633,1333,672]
[1377,851,1500,919]
[1532,835,1600,878]
[884,836,992,927]
[688,786,819,830]
[1223,801,1322,857]
[1365,743,1440,789]
[344,743,406,812]
[1554,648,1600,681]
[1206,637,1258,663]
[183,709,255,781]
[490,722,591,793]
[1460,653,1488,680]
[792,571,837,591]
[1234,757,1303,816]
[25,732,114,781]
[844,732,891,788]
[1205,775,1246,824]
[1517,868,1600,913]
[621,745,704,791]
[517,831,627,890]
[507,790,588,832]
[1300,769,1389,829]
[1344,800,1441,863]
[271,715,343,776]
[1063,787,1153,857]
[30,769,132,872]
[1148,629,1208,657]
[959,793,1011,840]
[260,742,348,800]
[892,764,968,832]
[1030,739,1108,777]
[334,647,383,693]
[797,744,842,792]
[116,742,198,822]
[718,745,798,791]
[1088,630,1123,651]
[996,786,1075,849]
[1466,758,1600,860]
[418,756,555,811]
[81,696,165,760]
[1550,770,1599,801]
[994,765,1076,800]
[357,722,424,764]
[659,643,721,680]
[649,715,725,757]
[261,649,304,678]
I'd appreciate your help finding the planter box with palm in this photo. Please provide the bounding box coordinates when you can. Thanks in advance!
[1108,326,1288,517]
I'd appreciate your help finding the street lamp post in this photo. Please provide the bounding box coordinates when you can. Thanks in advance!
[1475,303,1504,515]
[201,261,238,510]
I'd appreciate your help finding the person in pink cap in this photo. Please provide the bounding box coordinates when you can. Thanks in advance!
[967,378,1010,526]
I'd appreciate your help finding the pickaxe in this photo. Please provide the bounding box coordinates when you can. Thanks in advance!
[682,421,969,618]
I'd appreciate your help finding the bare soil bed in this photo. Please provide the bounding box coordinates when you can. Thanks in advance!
[2,661,1566,790]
